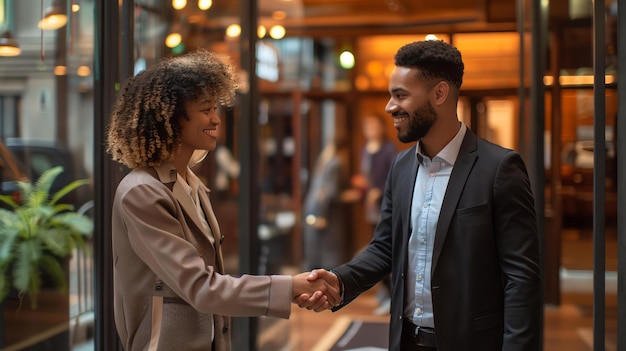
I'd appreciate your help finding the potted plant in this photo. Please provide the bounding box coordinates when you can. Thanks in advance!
[0,165,93,309]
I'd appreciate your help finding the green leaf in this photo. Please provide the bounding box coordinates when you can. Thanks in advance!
[13,241,41,294]
[39,254,67,293]
[50,179,90,206]
[0,230,18,262]
[0,194,19,209]
[39,228,70,257]
[52,212,94,236]
[34,166,64,199]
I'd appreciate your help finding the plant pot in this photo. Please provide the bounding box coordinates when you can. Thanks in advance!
[2,289,70,351]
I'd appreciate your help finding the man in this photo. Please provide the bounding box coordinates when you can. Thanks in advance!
[300,40,541,350]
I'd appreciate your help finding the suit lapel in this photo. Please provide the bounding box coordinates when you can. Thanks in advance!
[431,131,478,273]
[399,146,419,266]
[393,146,419,269]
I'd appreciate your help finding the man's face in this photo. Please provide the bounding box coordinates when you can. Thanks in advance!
[385,66,438,143]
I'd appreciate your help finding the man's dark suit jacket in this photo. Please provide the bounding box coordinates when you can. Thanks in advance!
[333,129,541,351]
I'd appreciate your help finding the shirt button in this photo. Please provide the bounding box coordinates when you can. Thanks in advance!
[423,203,428,208]
[417,274,423,281]
[417,308,423,314]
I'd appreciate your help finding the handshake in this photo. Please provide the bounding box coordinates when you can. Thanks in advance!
[291,269,340,312]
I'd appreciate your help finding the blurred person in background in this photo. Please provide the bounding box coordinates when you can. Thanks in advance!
[349,113,397,314]
[302,131,352,270]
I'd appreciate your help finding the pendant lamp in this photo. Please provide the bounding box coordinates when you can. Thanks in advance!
[0,31,21,57]
[38,1,68,30]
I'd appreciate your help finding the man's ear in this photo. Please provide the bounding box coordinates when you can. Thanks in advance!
[433,81,450,106]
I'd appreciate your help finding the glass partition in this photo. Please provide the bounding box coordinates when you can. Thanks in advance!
[0,0,96,350]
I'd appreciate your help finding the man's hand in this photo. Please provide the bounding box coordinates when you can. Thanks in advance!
[293,269,340,312]
[292,270,340,310]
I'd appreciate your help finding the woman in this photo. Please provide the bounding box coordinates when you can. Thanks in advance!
[106,49,338,351]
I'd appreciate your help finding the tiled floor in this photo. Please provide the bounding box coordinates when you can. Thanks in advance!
[285,283,616,351]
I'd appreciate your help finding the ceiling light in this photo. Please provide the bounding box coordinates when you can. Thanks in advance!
[172,0,187,10]
[269,25,285,40]
[0,31,21,57]
[257,25,267,38]
[38,2,68,30]
[165,32,182,48]
[198,0,212,10]
[72,4,80,12]
[77,65,91,77]
[339,51,355,69]
[54,65,68,76]
[226,24,241,38]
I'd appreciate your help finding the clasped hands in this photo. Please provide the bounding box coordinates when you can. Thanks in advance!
[292,269,339,312]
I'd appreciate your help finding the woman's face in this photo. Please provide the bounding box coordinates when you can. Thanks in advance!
[178,95,221,155]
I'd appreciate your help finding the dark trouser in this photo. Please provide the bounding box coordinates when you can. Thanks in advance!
[401,319,437,350]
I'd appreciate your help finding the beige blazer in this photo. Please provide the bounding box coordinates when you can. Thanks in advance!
[112,162,292,351]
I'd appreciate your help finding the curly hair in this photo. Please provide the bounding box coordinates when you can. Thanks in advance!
[394,40,464,89]
[106,49,238,168]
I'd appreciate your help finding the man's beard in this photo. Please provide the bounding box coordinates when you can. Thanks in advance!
[397,101,438,143]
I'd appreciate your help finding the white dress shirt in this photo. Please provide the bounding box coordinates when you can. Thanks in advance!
[404,123,467,327]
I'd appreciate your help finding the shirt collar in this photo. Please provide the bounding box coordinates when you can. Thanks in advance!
[178,168,201,196]
[416,122,467,166]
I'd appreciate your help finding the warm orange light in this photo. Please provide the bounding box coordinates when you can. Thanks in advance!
[257,25,267,38]
[38,4,68,30]
[543,75,615,86]
[226,24,241,38]
[172,0,187,10]
[269,25,285,40]
[165,33,182,48]
[366,61,383,76]
[272,11,287,20]
[355,75,370,90]
[54,65,68,76]
[198,0,212,10]
[77,65,91,77]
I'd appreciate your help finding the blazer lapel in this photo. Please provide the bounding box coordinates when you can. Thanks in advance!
[197,185,225,272]
[153,163,212,243]
[431,131,478,273]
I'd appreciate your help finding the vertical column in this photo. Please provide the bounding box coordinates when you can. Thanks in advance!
[235,0,260,349]
[617,1,626,350]
[93,0,127,350]
[592,0,607,349]
[529,0,547,347]
[55,0,68,145]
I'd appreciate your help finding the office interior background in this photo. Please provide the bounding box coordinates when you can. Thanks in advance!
[0,0,624,350]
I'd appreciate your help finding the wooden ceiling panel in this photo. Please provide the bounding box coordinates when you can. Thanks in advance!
[182,0,490,33]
